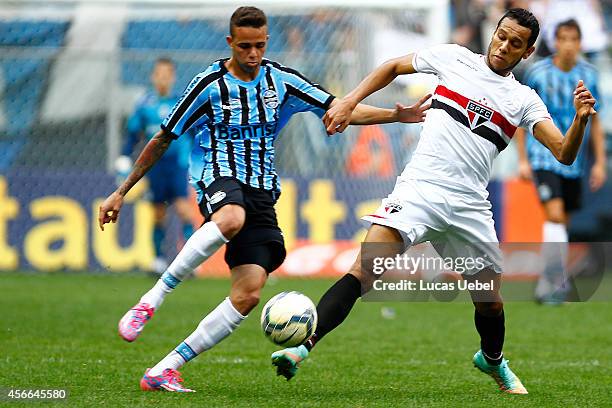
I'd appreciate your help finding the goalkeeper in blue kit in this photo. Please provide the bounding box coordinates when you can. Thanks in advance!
[117,57,196,274]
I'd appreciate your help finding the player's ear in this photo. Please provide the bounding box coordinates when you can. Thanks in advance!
[522,45,535,60]
[226,35,233,47]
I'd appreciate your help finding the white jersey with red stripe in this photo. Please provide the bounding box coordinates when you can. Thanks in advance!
[404,44,551,199]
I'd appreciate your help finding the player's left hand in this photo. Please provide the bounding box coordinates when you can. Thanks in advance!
[589,162,607,192]
[395,93,431,124]
[573,80,596,119]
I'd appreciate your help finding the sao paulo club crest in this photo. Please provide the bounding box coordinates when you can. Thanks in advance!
[466,100,493,130]
[384,201,403,214]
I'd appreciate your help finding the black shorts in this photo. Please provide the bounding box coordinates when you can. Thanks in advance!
[533,170,582,212]
[198,177,286,273]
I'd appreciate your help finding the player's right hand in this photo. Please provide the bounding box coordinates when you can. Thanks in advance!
[518,159,532,180]
[323,98,355,135]
[98,191,124,231]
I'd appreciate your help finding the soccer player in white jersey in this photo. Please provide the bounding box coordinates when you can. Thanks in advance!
[271,8,597,395]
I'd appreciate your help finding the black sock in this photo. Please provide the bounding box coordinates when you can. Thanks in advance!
[474,309,505,366]
[304,273,361,351]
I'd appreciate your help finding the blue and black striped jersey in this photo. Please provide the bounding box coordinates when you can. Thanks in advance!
[523,57,600,178]
[161,58,334,201]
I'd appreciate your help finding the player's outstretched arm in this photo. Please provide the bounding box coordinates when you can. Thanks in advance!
[323,54,417,134]
[533,80,596,165]
[345,93,431,126]
[98,130,172,230]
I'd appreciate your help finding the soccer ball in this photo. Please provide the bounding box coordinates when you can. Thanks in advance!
[260,291,318,347]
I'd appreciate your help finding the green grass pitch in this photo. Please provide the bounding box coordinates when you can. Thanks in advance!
[1,273,611,407]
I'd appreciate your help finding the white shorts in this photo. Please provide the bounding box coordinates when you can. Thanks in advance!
[362,178,503,275]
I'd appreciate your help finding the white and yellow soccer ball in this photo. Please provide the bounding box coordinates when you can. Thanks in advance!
[260,291,318,347]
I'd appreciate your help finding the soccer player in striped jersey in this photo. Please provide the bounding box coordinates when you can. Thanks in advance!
[98,6,430,392]
[117,57,196,275]
[271,9,597,394]
[515,19,606,304]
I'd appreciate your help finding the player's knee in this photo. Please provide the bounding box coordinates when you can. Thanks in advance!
[475,301,503,317]
[231,290,260,315]
[546,213,565,224]
[153,204,167,221]
[175,201,193,222]
[544,202,566,224]
[153,211,166,224]
[175,207,190,221]
[178,212,193,224]
[213,207,245,238]
[222,218,244,238]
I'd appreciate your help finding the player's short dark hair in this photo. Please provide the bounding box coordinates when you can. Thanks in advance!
[230,6,267,36]
[554,19,582,39]
[155,57,175,68]
[496,8,540,48]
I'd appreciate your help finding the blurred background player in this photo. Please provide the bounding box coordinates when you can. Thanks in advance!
[98,6,430,392]
[515,19,606,304]
[116,57,196,274]
[536,0,608,60]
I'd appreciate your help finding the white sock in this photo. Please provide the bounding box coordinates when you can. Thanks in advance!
[536,221,569,299]
[139,279,173,310]
[139,222,228,310]
[543,221,568,243]
[148,297,245,376]
[166,221,229,280]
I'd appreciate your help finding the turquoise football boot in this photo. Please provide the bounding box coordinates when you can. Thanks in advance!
[271,345,309,380]
[473,350,528,394]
